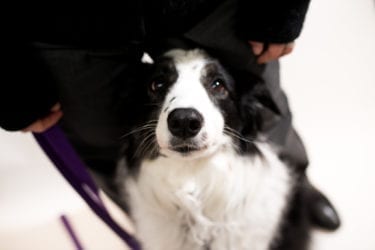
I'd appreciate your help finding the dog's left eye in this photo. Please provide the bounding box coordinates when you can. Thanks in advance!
[150,81,165,92]
[210,79,227,95]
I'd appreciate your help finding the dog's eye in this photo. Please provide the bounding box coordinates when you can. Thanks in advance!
[150,81,165,92]
[210,79,227,95]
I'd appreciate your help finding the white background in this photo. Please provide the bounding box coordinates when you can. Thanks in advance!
[1,0,375,249]
[282,0,375,249]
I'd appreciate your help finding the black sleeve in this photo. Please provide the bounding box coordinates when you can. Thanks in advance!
[237,0,311,43]
[0,42,58,131]
[1,13,146,132]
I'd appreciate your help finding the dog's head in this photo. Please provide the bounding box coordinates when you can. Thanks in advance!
[153,49,236,159]
[122,49,278,162]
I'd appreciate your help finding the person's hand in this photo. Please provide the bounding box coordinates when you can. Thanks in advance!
[22,103,63,133]
[249,41,295,64]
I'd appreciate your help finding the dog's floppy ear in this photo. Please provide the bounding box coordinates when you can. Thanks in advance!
[234,71,280,116]
[250,82,281,116]
[234,71,281,136]
[139,53,155,84]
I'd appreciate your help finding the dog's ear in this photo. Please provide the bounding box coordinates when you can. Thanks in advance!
[234,71,280,116]
[234,71,281,137]
[139,55,155,86]
[250,82,280,116]
[141,53,155,65]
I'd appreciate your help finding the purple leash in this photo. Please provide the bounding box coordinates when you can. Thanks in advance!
[60,214,84,250]
[33,125,141,250]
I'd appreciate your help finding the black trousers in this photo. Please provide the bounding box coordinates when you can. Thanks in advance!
[34,44,145,192]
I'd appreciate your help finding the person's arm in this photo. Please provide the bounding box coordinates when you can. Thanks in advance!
[237,0,311,63]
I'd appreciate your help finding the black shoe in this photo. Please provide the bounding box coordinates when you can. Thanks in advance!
[305,180,341,231]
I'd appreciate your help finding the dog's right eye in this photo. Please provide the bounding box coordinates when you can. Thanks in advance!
[150,81,165,92]
[210,79,228,97]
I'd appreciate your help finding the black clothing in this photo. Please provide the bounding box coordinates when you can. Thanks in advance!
[238,0,311,43]
[144,0,310,43]
[1,0,311,131]
[1,44,58,130]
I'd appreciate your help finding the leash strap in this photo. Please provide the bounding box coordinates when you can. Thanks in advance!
[33,125,141,250]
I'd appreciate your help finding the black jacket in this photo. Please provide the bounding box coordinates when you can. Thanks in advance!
[1,0,310,131]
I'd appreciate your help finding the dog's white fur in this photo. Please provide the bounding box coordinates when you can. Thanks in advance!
[124,50,293,250]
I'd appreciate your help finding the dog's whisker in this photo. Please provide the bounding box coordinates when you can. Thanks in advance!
[133,132,156,159]
[224,126,254,144]
[132,130,154,152]
[225,131,254,144]
[224,126,242,135]
[140,137,157,159]
[144,138,159,158]
[119,122,158,139]
[145,103,162,107]
[138,135,154,156]
[224,126,251,138]
[135,131,155,153]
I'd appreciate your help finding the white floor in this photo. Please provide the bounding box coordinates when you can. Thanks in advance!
[1,0,375,249]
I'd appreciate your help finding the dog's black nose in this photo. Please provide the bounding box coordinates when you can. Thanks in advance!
[167,108,203,139]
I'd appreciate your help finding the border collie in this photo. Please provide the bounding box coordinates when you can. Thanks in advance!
[118,49,310,250]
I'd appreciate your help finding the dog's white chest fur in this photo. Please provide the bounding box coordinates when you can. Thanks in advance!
[125,143,292,250]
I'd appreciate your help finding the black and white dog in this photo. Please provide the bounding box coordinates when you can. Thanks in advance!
[118,49,311,250]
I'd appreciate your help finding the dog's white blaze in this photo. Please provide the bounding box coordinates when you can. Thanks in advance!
[156,49,225,157]
[126,142,292,250]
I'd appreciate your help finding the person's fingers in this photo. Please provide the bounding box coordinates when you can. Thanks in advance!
[248,41,296,64]
[39,110,63,131]
[249,41,264,55]
[22,103,62,133]
[51,103,61,112]
[281,42,295,56]
[257,44,285,64]
[22,110,63,133]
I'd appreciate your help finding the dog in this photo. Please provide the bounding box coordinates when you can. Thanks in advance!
[117,49,311,250]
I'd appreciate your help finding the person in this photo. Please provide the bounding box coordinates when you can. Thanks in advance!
[1,0,340,232]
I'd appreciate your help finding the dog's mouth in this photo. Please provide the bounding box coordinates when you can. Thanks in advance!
[169,143,208,154]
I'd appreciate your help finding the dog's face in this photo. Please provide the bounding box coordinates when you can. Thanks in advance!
[122,49,277,163]
[150,49,238,159]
